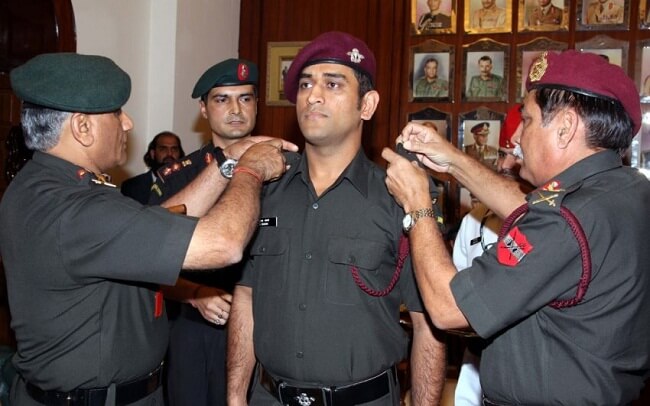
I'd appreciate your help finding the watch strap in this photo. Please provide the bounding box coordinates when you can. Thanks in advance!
[212,146,227,166]
[407,208,437,232]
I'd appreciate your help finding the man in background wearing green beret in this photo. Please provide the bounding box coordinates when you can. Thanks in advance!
[0,53,295,406]
[148,58,260,406]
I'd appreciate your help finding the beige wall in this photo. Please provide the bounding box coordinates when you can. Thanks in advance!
[71,0,241,183]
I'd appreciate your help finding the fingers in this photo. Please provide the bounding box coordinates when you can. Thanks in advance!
[210,307,230,325]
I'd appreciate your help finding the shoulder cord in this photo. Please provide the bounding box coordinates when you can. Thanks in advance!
[350,234,410,297]
[499,203,593,309]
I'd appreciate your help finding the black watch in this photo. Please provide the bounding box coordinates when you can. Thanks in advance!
[213,147,238,179]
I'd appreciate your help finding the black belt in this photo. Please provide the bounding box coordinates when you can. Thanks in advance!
[260,365,396,406]
[25,362,163,406]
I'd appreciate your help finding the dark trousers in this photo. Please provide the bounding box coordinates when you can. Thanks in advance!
[165,305,227,406]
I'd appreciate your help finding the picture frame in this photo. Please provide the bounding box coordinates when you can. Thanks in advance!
[266,41,308,106]
[462,39,510,102]
[639,0,650,29]
[410,40,455,102]
[412,0,457,34]
[406,107,453,220]
[458,107,505,170]
[464,0,512,34]
[635,39,650,101]
[407,107,452,141]
[577,0,629,30]
[576,35,629,72]
[630,104,650,178]
[518,0,569,31]
[516,37,568,101]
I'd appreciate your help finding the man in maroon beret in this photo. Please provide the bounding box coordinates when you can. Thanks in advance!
[382,49,650,404]
[228,31,446,405]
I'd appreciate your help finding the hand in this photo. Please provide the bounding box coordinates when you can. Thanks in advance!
[398,123,461,173]
[188,286,233,326]
[381,148,431,213]
[238,138,297,182]
[224,135,298,160]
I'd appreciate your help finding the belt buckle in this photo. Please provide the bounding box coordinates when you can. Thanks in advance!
[278,382,330,406]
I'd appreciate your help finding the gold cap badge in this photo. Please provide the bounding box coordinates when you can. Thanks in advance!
[529,51,548,83]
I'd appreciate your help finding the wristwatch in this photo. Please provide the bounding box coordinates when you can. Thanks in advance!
[402,208,437,233]
[213,147,238,179]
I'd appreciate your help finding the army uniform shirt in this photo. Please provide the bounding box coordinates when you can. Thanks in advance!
[239,150,424,384]
[417,12,452,31]
[468,74,505,98]
[450,150,650,404]
[471,6,506,28]
[528,4,563,25]
[586,0,623,24]
[414,77,449,98]
[0,152,197,391]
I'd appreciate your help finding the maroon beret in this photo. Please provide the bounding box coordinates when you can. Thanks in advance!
[526,50,641,134]
[500,104,522,149]
[283,31,376,104]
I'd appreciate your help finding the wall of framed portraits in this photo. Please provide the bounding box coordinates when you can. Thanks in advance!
[238,0,650,229]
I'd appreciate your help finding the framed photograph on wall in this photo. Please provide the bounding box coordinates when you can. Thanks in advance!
[577,0,629,30]
[266,41,307,106]
[406,107,453,220]
[576,35,628,72]
[412,0,457,34]
[462,39,509,102]
[410,40,455,101]
[464,0,512,33]
[518,0,569,31]
[630,104,650,178]
[516,38,568,101]
[636,40,650,100]
[640,0,650,28]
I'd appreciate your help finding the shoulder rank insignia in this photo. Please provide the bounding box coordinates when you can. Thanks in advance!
[158,158,193,179]
[531,180,564,207]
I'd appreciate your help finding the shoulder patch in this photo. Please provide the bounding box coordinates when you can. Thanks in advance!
[497,226,533,266]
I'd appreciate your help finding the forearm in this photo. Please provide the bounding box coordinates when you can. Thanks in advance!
[160,277,200,303]
[410,216,469,330]
[182,171,261,270]
[448,152,525,218]
[227,286,256,405]
[409,312,446,406]
[160,162,229,217]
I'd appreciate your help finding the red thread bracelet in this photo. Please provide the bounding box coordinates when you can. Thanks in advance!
[233,166,263,184]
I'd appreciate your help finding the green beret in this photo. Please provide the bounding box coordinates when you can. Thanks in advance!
[191,58,258,99]
[10,53,131,113]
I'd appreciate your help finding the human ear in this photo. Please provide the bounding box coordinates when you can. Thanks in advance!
[557,109,578,149]
[360,90,380,121]
[70,113,95,147]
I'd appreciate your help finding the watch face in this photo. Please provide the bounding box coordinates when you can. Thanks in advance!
[220,159,238,179]
[402,213,413,231]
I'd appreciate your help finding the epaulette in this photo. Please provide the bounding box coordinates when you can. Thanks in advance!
[155,157,195,183]
[527,178,581,214]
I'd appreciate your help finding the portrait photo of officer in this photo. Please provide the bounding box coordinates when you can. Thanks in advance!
[412,52,451,99]
[465,51,507,100]
[524,0,565,28]
[462,120,500,168]
[415,0,453,32]
[466,0,509,32]
[582,0,626,25]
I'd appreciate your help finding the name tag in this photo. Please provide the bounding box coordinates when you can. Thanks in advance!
[259,217,277,227]
[470,236,481,246]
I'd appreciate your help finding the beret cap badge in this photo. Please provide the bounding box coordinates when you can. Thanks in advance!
[529,51,548,83]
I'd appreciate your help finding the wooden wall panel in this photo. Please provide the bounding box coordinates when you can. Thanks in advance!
[240,0,650,228]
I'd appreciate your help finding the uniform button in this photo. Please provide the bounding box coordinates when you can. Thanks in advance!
[348,255,356,264]
[296,351,304,358]
[305,252,312,260]
[299,303,307,310]
[312,203,319,209]
[259,246,266,253]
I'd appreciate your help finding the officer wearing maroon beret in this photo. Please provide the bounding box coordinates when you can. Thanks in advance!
[383,49,650,404]
[228,31,446,405]
[1,53,293,406]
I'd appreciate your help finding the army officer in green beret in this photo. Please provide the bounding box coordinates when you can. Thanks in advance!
[0,53,296,406]
[151,58,261,406]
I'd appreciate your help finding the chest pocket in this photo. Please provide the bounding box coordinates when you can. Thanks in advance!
[326,237,389,305]
[249,228,289,295]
